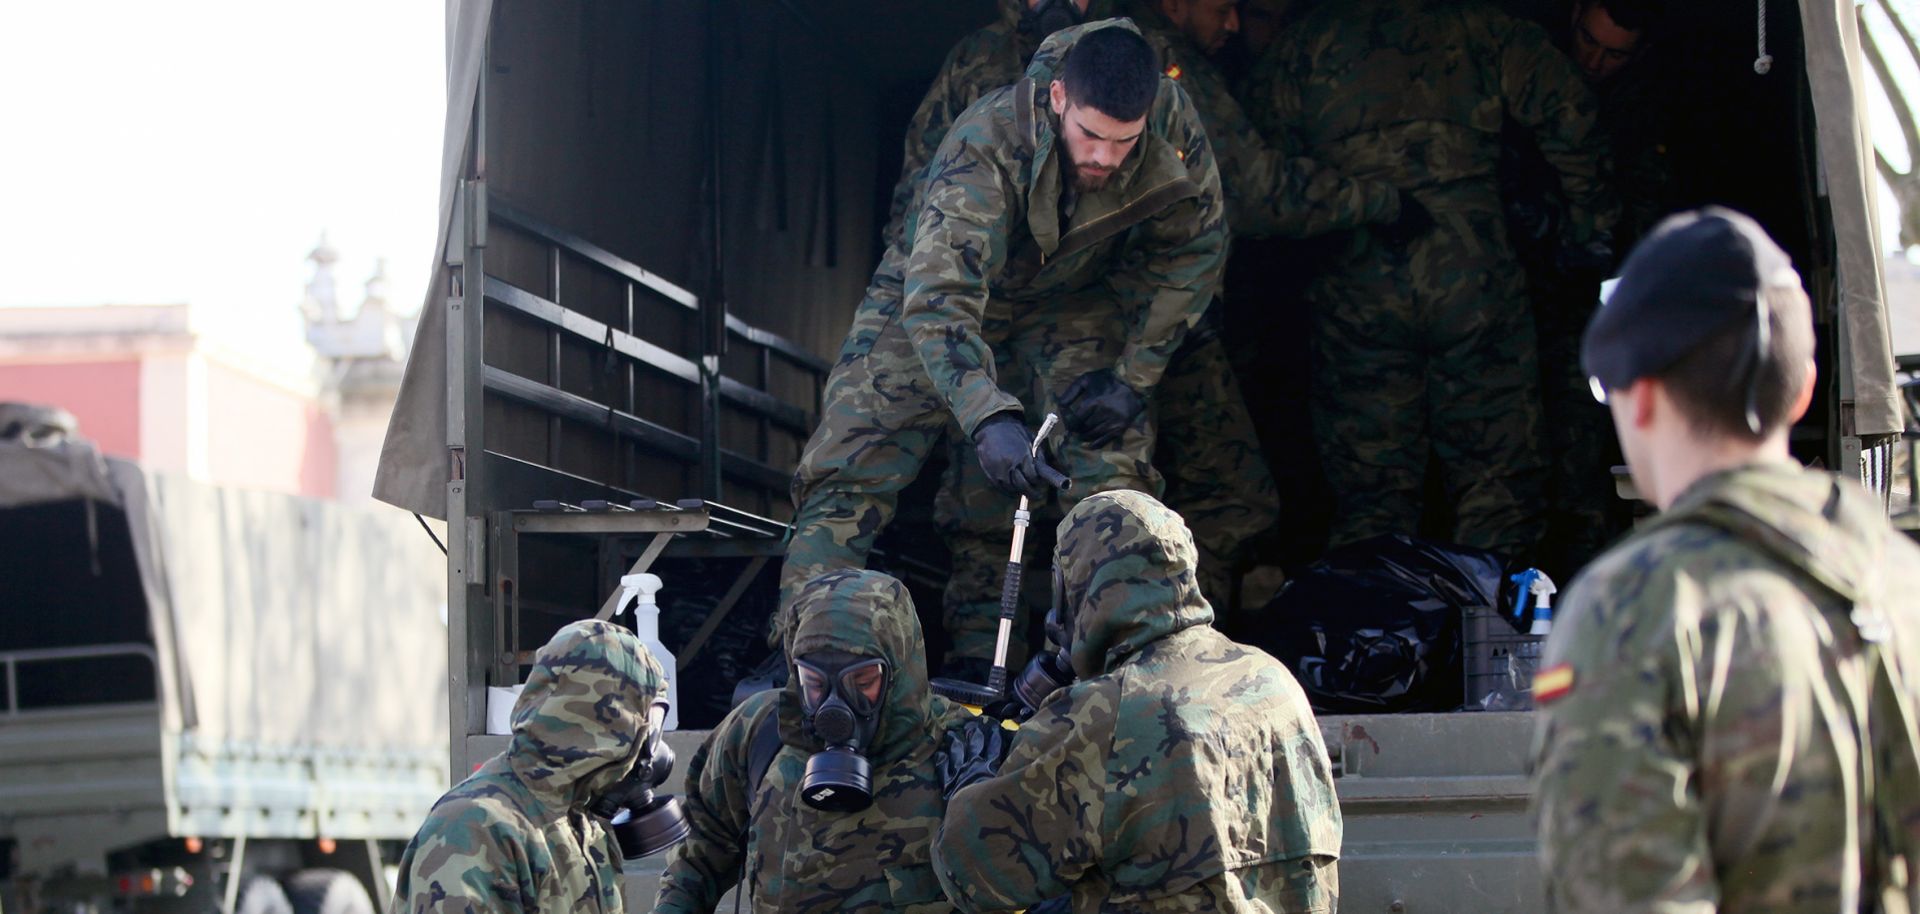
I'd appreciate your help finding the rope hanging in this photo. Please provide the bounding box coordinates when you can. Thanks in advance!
[1755,0,1775,74]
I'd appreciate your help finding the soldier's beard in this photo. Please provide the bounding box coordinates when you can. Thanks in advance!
[1066,158,1114,192]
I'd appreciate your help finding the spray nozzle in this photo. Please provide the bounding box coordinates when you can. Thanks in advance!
[617,573,664,616]
[1509,569,1559,633]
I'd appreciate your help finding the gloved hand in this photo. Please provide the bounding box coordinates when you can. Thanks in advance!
[1058,370,1144,447]
[936,714,1013,803]
[1377,192,1434,248]
[1027,896,1073,914]
[972,414,1055,499]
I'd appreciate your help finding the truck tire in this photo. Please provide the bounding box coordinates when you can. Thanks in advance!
[284,869,375,914]
[234,876,295,914]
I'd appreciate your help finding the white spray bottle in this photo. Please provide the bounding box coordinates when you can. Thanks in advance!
[1528,571,1559,636]
[618,572,678,730]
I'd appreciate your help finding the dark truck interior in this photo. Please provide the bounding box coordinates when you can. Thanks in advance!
[470,0,1853,727]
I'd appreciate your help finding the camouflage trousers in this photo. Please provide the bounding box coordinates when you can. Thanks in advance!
[782,263,1161,650]
[937,310,1278,664]
[1309,202,1547,562]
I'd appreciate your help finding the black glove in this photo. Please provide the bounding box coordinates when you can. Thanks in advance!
[972,414,1055,499]
[1027,897,1073,914]
[1058,370,1144,447]
[1376,192,1434,248]
[936,714,1013,802]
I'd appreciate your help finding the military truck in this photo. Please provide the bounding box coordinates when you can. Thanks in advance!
[373,1,1904,910]
[0,409,447,914]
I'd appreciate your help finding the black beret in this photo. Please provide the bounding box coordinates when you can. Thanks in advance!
[1581,207,1799,393]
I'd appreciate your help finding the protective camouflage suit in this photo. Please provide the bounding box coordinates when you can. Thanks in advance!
[935,491,1342,913]
[654,569,974,914]
[783,21,1228,661]
[1532,462,1920,913]
[1250,0,1617,562]
[392,620,666,914]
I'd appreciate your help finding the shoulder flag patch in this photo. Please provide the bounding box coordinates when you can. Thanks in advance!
[1534,663,1576,705]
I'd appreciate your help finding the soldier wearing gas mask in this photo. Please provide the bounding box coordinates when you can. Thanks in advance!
[654,569,975,914]
[934,491,1343,914]
[394,619,683,914]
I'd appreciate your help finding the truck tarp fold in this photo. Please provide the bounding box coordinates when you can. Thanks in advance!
[372,0,492,519]
[1802,0,1902,438]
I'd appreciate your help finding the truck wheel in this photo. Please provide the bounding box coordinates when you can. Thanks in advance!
[234,876,295,914]
[284,869,375,914]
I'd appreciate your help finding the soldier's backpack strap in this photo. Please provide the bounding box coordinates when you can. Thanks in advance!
[746,703,783,797]
[733,703,785,914]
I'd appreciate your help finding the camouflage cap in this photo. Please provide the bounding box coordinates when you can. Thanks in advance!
[1053,490,1213,678]
[508,619,667,806]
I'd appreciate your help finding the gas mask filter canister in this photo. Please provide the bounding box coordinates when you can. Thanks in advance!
[590,699,691,859]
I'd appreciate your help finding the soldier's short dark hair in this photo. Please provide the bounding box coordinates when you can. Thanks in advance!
[1061,27,1159,123]
[1587,0,1663,33]
[1657,280,1814,442]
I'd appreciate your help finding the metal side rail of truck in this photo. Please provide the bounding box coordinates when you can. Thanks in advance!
[0,425,448,914]
[371,2,1905,911]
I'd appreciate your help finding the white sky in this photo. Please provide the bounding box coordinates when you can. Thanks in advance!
[0,1,444,369]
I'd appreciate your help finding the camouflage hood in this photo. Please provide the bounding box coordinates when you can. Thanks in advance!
[506,619,667,810]
[1658,460,1893,606]
[780,569,953,766]
[1054,490,1214,679]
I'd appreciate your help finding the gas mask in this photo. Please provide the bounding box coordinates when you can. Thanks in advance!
[1019,0,1086,40]
[796,652,889,812]
[589,699,690,859]
[1007,564,1076,718]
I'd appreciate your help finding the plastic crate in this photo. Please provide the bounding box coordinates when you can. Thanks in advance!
[1462,607,1545,711]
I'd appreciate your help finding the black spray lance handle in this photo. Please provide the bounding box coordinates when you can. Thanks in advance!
[986,560,1022,696]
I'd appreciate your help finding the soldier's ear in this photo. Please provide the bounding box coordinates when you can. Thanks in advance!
[1050,79,1068,117]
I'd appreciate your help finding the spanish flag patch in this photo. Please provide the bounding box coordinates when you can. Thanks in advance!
[1166,63,1183,80]
[1534,663,1575,705]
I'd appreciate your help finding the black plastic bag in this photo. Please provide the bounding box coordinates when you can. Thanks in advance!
[1247,534,1511,714]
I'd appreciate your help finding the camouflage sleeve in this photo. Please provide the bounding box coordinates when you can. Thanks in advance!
[933,680,1118,913]
[884,44,977,250]
[1103,84,1230,395]
[900,125,1025,438]
[392,813,538,913]
[1495,17,1619,245]
[1165,46,1398,238]
[654,697,772,914]
[1529,561,1719,912]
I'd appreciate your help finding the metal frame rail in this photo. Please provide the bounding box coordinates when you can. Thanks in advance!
[482,198,828,509]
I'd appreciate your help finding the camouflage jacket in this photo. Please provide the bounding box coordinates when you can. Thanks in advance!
[1531,462,1920,913]
[1253,0,1615,241]
[655,570,973,914]
[887,1,1394,246]
[935,491,1342,913]
[392,621,667,914]
[902,21,1229,437]
[1121,0,1401,238]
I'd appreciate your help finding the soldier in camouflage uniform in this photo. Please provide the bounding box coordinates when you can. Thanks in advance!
[1250,0,1617,563]
[934,490,1342,913]
[654,569,974,914]
[1531,209,1920,913]
[783,22,1228,665]
[393,620,667,914]
[878,0,1409,666]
